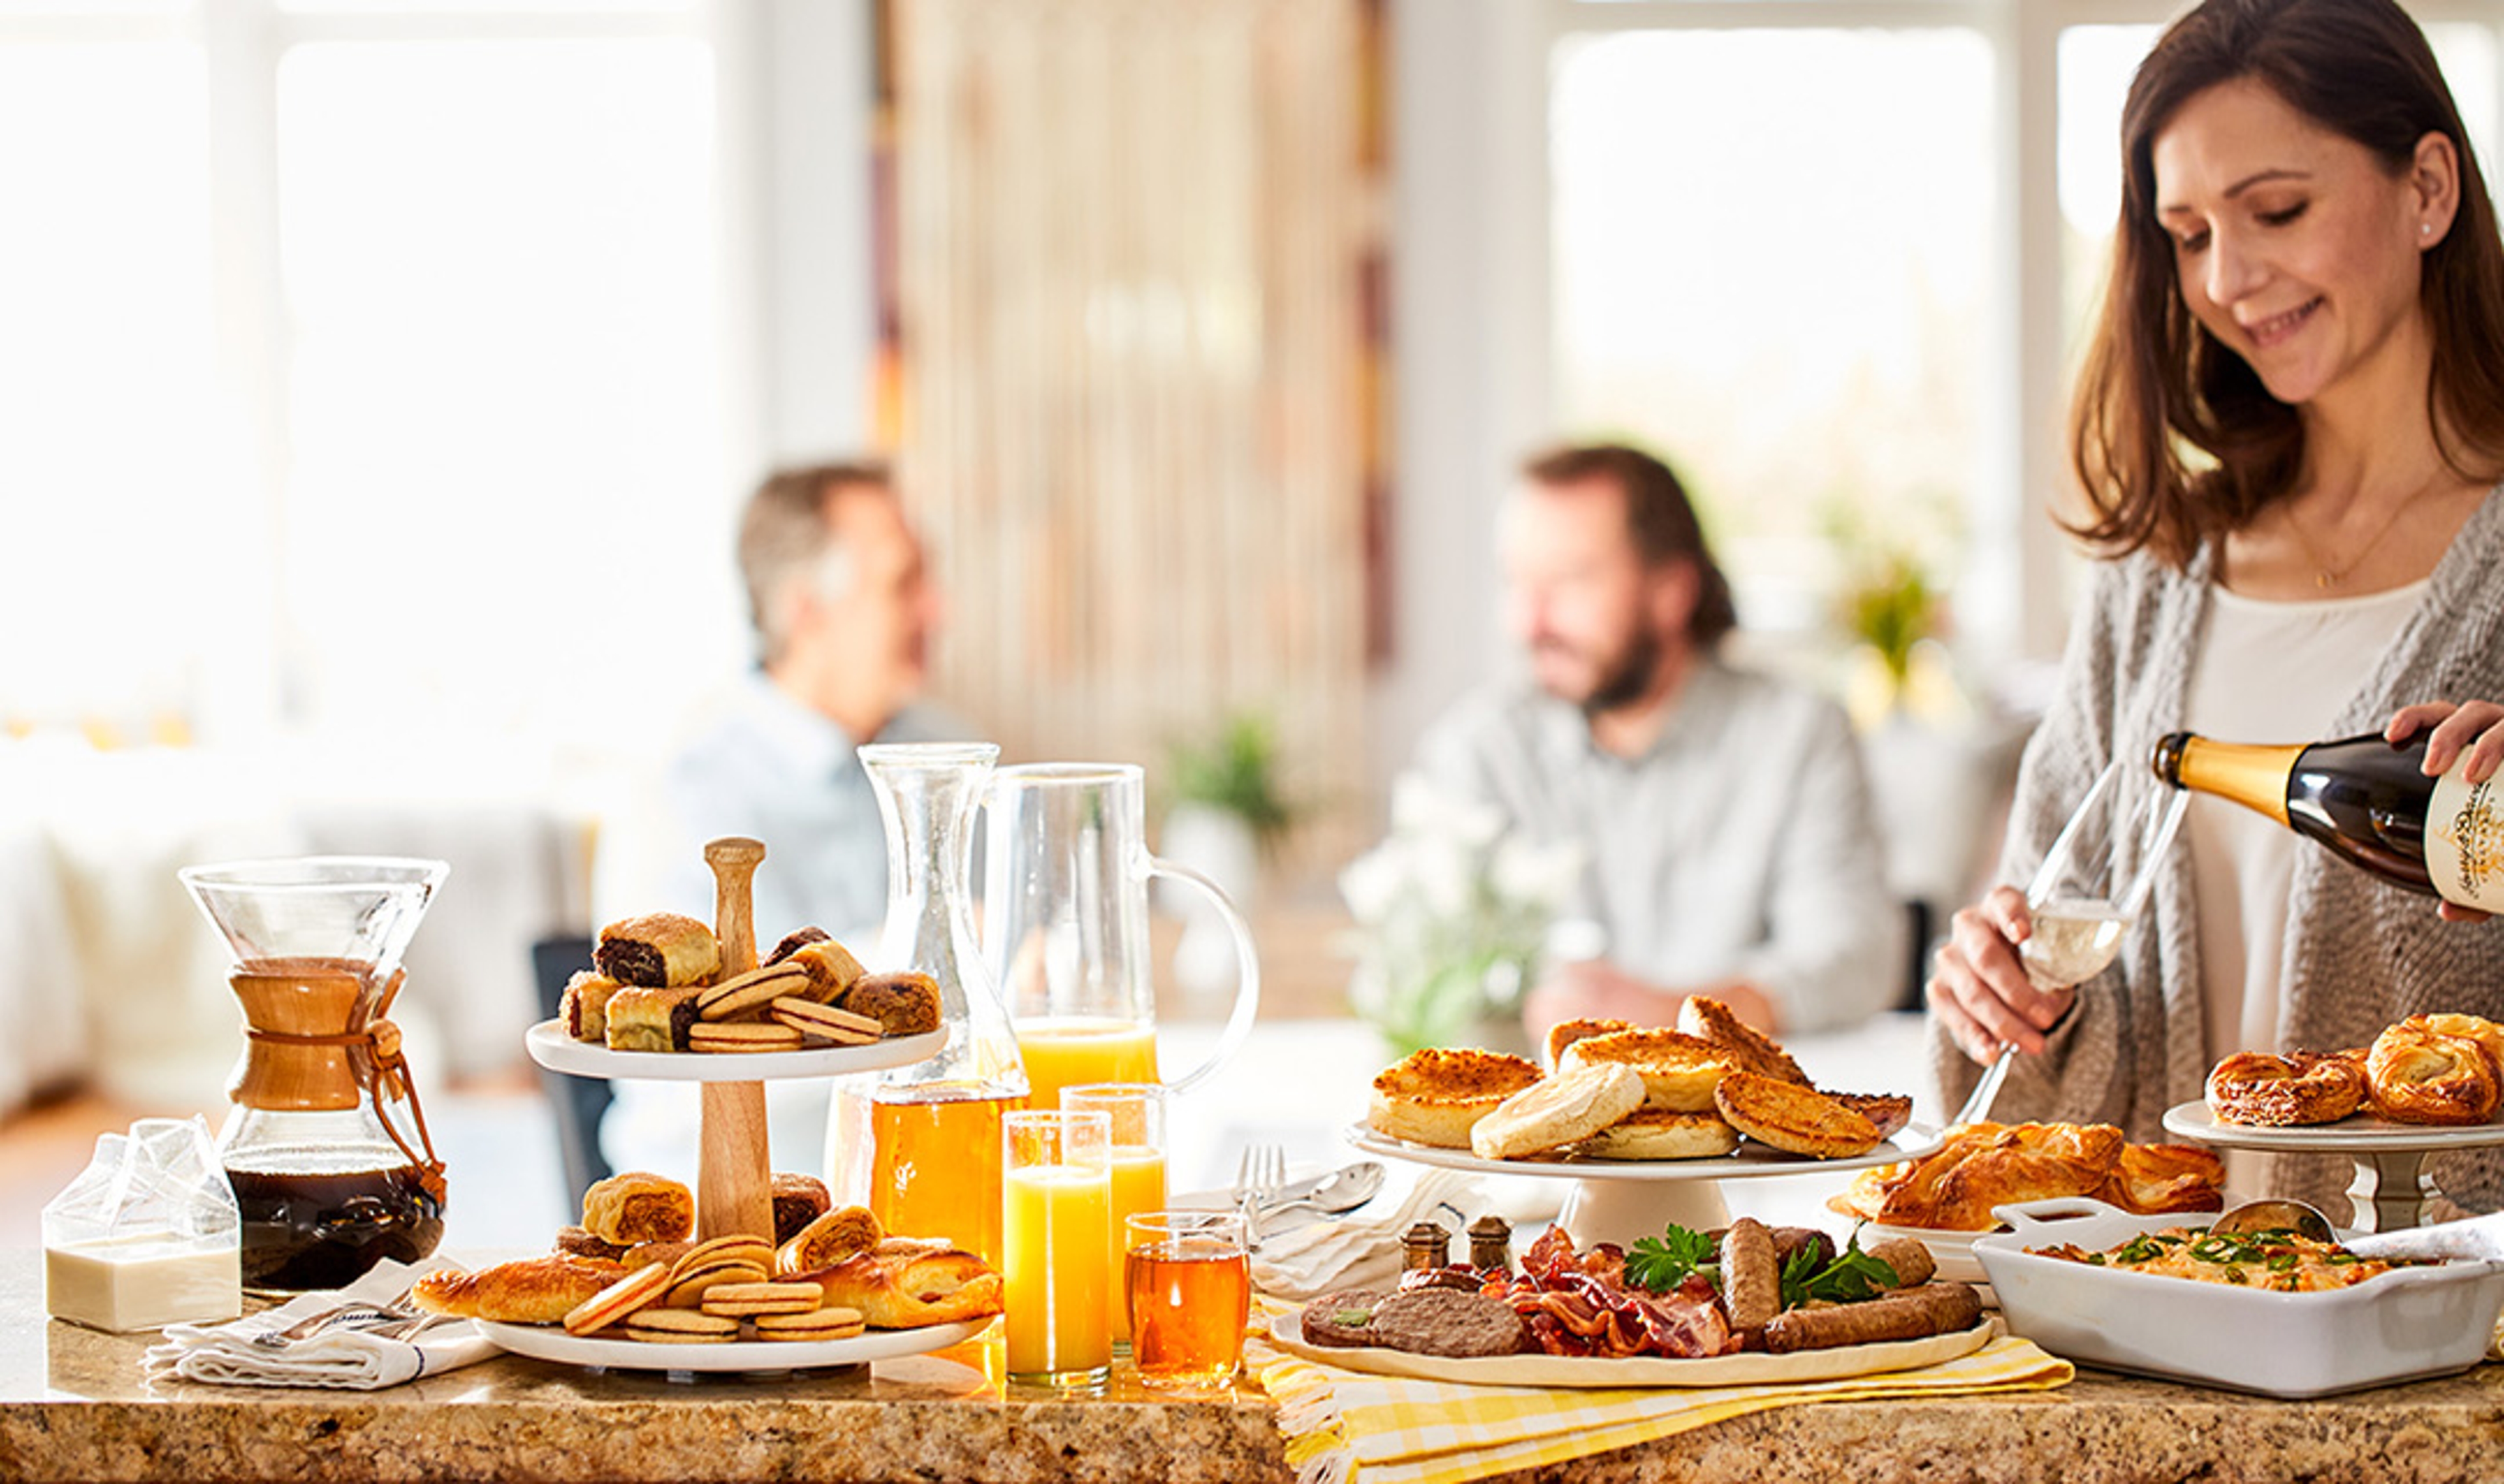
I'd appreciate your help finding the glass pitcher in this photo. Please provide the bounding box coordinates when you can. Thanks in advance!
[178,856,450,1294]
[829,742,1028,1267]
[983,762,1260,1110]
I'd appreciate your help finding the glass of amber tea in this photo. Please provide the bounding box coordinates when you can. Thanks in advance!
[1124,1211,1251,1390]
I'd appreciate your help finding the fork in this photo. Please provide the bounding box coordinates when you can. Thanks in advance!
[1234,1143,1287,1247]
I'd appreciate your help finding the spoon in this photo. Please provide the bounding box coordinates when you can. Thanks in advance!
[1259,1161,1385,1220]
[2206,1198,2336,1242]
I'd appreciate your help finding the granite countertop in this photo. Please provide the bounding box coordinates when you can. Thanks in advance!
[9,1254,2504,1484]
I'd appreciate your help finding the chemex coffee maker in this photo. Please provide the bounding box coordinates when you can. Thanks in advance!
[179,857,451,1294]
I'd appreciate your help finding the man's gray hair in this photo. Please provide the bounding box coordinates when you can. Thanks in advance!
[738,460,893,664]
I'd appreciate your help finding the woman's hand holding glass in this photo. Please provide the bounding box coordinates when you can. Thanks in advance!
[1930,760,2185,1067]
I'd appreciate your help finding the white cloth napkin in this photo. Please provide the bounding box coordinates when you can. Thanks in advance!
[1249,1168,1484,1303]
[143,1256,497,1390]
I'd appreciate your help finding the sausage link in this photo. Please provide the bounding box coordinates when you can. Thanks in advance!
[1761,1282,1981,1354]
[1863,1237,1935,1289]
[1719,1217,1781,1333]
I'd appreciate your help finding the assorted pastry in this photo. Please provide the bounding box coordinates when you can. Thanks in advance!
[561,917,942,1056]
[1364,998,1915,1163]
[1300,1220,1982,1360]
[2206,1013,2504,1128]
[1829,1121,2224,1232]
[410,1170,1003,1344]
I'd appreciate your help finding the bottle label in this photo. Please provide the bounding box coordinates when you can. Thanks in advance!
[2427,762,2504,912]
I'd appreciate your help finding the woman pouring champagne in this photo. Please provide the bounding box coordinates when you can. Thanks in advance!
[1927,0,2504,1214]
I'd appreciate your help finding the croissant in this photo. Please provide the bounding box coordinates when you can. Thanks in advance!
[411,1255,624,1323]
[796,1237,1003,1328]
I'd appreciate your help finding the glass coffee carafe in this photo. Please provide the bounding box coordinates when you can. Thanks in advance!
[179,857,450,1294]
[829,743,1028,1268]
[983,762,1260,1109]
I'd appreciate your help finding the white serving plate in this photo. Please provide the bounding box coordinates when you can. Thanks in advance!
[1974,1197,2504,1398]
[476,1316,987,1374]
[1343,1122,1943,1183]
[2163,1099,2504,1152]
[1263,1313,1993,1388]
[526,1020,946,1082]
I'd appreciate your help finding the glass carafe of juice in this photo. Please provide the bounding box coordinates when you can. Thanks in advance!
[179,857,451,1294]
[984,762,1260,1109]
[831,743,1028,1266]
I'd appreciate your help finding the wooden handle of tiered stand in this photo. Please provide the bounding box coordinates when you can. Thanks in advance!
[699,836,775,1243]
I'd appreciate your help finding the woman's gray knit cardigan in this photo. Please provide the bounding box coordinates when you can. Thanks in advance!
[1926,492,2504,1214]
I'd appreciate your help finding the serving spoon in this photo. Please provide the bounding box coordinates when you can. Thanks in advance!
[2208,1197,2504,1261]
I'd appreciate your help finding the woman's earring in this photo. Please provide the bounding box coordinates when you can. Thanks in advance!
[2424,222,2436,237]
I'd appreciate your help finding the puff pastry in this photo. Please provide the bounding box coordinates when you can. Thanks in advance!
[560,970,622,1044]
[411,1255,623,1323]
[582,1171,696,1246]
[595,913,720,988]
[797,1237,1003,1328]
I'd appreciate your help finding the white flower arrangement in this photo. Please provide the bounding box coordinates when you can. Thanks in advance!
[1340,775,1585,1054]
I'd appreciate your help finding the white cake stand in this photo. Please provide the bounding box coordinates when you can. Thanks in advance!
[2164,1101,2504,1232]
[1344,1123,1943,1249]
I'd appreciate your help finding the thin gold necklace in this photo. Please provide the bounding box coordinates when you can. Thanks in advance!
[2282,476,2441,589]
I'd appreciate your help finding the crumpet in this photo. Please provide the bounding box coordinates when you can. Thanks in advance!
[1469,1062,1646,1160]
[1543,1017,1636,1068]
[1558,1029,1729,1112]
[1366,1048,1544,1149]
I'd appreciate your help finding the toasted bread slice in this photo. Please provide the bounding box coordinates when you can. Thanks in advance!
[1714,1069,1881,1159]
[1558,1029,1730,1112]
[1678,996,1810,1086]
[1571,1107,1740,1160]
[1543,1017,1637,1068]
[1470,1062,1647,1160]
[1366,1048,1545,1149]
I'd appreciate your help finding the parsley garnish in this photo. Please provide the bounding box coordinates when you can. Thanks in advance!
[1778,1232,1900,1309]
[1626,1224,1718,1292]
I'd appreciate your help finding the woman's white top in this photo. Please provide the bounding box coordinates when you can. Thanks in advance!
[2183,578,2423,1187]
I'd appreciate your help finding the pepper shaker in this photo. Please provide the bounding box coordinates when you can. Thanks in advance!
[1467,1214,1513,1275]
[1401,1220,1452,1273]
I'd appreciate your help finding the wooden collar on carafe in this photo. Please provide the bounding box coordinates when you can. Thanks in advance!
[242,967,448,1202]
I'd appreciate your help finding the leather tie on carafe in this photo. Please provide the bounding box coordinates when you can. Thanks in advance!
[241,968,448,1203]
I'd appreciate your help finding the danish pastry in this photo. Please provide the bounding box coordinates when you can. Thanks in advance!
[582,1171,696,1246]
[2205,1050,2366,1127]
[2366,1022,2501,1125]
[412,1255,624,1323]
[802,1237,1004,1328]
[1827,1121,2131,1230]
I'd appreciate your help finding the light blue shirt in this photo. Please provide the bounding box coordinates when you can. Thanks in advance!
[1414,660,1906,1033]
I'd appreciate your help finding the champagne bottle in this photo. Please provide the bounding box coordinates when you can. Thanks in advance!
[2150,730,2504,911]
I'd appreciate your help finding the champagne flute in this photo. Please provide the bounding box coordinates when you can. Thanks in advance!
[1958,760,2186,1125]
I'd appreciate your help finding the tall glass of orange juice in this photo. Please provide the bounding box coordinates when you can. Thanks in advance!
[1002,1108,1112,1387]
[1064,1084,1167,1344]
[1018,1018,1159,1110]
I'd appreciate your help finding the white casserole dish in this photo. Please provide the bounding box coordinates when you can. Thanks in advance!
[1974,1197,2504,1398]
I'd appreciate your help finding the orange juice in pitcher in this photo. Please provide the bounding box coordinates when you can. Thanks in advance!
[1015,1017,1159,1110]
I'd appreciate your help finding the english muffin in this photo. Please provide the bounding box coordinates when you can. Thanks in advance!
[1365,1048,1545,1149]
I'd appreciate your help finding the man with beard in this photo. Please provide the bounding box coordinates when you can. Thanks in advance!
[1413,443,1903,1039]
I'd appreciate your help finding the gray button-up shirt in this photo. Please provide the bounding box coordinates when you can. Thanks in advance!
[1414,661,1905,1033]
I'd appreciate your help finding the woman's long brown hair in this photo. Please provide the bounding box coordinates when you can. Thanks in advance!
[2068,0,2504,564]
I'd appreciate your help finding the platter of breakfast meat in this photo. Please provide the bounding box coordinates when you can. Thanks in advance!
[2164,1012,2504,1150]
[415,1170,998,1373]
[527,916,946,1080]
[1349,1000,1939,1177]
[1827,1121,2226,1284]
[1270,1219,1992,1387]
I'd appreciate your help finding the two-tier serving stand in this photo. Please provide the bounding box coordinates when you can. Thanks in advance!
[2162,1101,2504,1232]
[1345,1121,1945,1250]
[510,838,984,1375]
